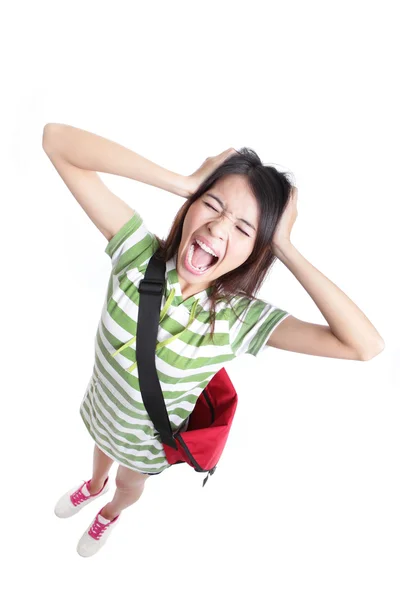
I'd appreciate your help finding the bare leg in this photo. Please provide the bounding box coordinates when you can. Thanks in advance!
[88,444,114,494]
[100,464,150,521]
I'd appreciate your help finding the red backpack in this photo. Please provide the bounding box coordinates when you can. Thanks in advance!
[136,252,238,487]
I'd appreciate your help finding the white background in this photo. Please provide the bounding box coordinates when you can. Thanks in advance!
[2,1,399,598]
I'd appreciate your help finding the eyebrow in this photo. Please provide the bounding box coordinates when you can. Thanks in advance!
[206,193,257,231]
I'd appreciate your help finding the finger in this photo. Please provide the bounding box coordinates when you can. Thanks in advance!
[220,148,235,157]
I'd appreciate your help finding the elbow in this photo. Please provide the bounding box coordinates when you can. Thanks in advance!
[360,338,386,361]
[42,123,60,152]
[42,124,52,151]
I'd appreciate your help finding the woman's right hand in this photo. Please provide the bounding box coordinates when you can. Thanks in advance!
[183,148,239,197]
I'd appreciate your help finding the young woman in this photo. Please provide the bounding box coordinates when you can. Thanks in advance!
[43,124,384,558]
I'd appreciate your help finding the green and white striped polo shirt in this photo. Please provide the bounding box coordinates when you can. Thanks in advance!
[79,210,290,474]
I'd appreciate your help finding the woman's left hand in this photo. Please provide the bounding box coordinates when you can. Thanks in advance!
[271,186,298,253]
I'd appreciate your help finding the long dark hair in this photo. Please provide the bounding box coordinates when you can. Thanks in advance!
[154,148,295,340]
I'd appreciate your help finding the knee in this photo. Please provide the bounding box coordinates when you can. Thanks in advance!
[116,468,149,491]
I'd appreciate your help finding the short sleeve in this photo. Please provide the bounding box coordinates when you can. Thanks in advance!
[104,210,159,274]
[228,296,291,358]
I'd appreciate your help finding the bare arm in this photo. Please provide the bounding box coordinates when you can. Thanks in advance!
[269,241,385,360]
[42,123,193,240]
[42,123,191,197]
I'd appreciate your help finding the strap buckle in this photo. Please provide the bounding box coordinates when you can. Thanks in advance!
[139,279,164,295]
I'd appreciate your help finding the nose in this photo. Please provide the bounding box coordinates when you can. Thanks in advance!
[207,210,236,240]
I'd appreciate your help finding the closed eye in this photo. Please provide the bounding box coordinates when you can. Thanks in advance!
[203,202,250,237]
[204,201,219,213]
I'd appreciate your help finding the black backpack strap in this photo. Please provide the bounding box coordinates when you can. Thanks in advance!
[136,253,178,451]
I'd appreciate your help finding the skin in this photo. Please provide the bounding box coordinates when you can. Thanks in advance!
[176,174,260,300]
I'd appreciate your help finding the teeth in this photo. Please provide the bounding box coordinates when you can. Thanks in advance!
[195,239,218,257]
[188,243,211,272]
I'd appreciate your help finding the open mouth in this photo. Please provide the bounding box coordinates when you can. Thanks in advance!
[184,239,220,274]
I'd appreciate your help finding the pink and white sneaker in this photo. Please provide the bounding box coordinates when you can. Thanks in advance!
[77,506,121,557]
[54,476,110,518]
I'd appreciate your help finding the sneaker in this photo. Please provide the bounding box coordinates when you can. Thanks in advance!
[54,476,110,518]
[77,506,121,557]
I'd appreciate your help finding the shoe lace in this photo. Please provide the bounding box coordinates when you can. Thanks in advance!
[89,515,110,540]
[70,484,90,507]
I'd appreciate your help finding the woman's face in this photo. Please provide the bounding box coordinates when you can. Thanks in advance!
[177,174,260,300]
